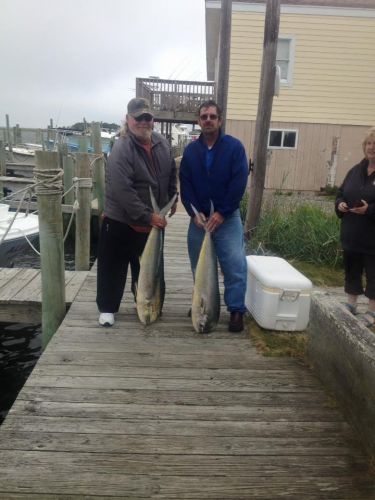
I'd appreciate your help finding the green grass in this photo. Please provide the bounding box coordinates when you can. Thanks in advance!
[245,199,342,268]
[245,317,308,359]
[289,259,344,287]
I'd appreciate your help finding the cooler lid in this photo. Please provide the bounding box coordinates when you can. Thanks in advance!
[246,255,313,290]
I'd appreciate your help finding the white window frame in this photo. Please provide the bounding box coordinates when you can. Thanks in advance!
[276,36,295,87]
[268,129,299,150]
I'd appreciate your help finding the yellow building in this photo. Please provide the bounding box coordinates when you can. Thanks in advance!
[206,0,375,191]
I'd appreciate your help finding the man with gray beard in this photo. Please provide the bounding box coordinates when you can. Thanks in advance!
[96,98,177,327]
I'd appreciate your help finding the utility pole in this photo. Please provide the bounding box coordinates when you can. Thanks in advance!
[244,0,280,235]
[216,0,232,133]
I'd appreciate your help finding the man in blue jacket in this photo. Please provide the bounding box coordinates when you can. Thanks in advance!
[179,100,249,332]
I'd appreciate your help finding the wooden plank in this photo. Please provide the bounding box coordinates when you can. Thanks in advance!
[0,303,41,324]
[0,449,368,477]
[6,401,346,423]
[0,269,88,304]
[29,365,320,384]
[17,386,332,407]
[0,267,23,290]
[19,374,333,393]
[4,416,350,437]
[0,468,372,499]
[0,268,38,301]
[0,269,89,323]
[33,350,298,369]
[0,429,358,455]
[8,270,42,303]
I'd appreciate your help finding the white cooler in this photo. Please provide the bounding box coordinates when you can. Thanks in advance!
[245,255,313,331]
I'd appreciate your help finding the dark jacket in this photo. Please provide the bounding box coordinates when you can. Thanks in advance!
[335,158,375,254]
[179,131,248,218]
[104,131,177,226]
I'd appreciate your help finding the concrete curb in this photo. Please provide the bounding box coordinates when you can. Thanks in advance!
[308,291,375,458]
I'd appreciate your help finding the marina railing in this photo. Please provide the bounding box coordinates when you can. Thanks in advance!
[136,78,215,119]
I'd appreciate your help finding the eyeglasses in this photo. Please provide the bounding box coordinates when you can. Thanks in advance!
[199,113,219,121]
[134,114,153,122]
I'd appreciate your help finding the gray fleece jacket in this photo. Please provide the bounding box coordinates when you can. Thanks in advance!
[104,131,177,226]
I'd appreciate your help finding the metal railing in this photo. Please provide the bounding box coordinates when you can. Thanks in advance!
[136,78,215,115]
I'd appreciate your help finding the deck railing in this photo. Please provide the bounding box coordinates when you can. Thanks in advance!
[136,78,215,115]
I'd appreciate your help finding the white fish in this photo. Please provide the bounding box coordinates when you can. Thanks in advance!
[136,188,176,325]
[191,203,220,333]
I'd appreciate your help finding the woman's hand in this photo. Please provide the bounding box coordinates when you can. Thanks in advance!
[338,201,349,213]
[349,199,368,215]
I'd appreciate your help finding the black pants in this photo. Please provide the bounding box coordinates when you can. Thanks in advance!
[343,250,375,299]
[96,217,149,313]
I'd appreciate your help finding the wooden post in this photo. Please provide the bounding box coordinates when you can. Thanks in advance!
[91,122,105,221]
[5,114,14,161]
[61,143,75,205]
[36,129,43,148]
[75,152,92,271]
[216,0,232,132]
[47,126,51,150]
[34,151,66,348]
[15,124,22,144]
[244,0,280,235]
[78,136,88,152]
[0,141,6,196]
[326,136,339,188]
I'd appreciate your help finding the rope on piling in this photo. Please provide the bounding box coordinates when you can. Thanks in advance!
[33,168,64,196]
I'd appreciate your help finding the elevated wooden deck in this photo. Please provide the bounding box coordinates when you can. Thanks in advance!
[0,268,88,323]
[0,213,373,498]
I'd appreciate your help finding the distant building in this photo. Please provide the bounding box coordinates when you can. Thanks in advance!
[206,0,375,191]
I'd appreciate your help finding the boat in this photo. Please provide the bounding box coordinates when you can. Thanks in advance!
[5,143,43,163]
[0,204,39,267]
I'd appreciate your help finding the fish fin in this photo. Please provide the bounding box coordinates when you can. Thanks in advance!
[191,204,206,226]
[149,186,159,213]
[160,193,177,216]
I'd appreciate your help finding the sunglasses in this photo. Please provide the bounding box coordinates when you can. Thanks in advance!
[199,113,219,121]
[134,114,153,122]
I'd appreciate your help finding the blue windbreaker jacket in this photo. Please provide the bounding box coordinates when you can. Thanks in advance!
[179,131,249,218]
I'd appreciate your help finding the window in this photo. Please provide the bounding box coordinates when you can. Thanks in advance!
[268,129,298,149]
[276,37,294,85]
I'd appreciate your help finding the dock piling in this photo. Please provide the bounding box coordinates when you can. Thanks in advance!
[75,152,92,271]
[34,151,66,348]
[0,141,6,196]
[5,114,14,161]
[91,122,105,223]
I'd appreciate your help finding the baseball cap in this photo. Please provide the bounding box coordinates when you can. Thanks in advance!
[127,98,154,118]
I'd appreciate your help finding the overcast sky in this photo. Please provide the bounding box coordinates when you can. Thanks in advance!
[1,0,207,128]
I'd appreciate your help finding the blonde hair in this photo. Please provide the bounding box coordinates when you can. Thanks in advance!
[362,127,375,154]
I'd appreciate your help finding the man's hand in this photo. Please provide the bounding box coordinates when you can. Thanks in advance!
[206,211,224,233]
[151,213,167,228]
[168,201,178,217]
[193,212,206,229]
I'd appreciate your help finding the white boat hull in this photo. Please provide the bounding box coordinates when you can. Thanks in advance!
[0,204,39,267]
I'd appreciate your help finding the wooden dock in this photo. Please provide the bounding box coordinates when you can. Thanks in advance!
[0,213,374,498]
[0,268,88,324]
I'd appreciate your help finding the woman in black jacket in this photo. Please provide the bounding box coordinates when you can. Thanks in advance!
[335,127,375,327]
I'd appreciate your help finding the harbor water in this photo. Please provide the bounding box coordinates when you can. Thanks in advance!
[0,236,97,424]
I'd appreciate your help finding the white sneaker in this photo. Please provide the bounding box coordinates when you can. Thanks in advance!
[99,313,114,327]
